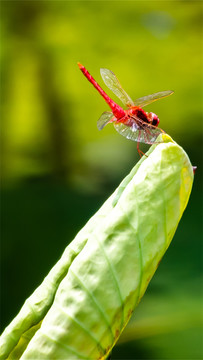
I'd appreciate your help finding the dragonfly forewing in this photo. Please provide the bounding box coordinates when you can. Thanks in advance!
[97,111,114,130]
[133,90,174,108]
[100,68,134,107]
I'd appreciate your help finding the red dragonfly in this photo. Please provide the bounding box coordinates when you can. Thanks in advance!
[78,63,173,156]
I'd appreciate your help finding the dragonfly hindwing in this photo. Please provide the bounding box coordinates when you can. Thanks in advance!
[100,68,134,107]
[114,122,163,144]
[97,111,114,130]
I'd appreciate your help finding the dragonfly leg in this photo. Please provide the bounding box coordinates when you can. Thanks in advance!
[137,141,147,158]
[137,130,148,158]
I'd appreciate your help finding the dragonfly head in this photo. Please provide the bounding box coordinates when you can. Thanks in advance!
[148,112,160,127]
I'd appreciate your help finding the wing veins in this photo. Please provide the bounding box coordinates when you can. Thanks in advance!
[100,68,134,107]
[133,90,174,107]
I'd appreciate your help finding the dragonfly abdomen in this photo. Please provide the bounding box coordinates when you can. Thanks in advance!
[78,63,125,120]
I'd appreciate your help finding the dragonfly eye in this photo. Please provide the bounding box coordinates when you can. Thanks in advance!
[148,112,159,127]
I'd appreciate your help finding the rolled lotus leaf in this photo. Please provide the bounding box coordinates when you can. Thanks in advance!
[0,134,194,360]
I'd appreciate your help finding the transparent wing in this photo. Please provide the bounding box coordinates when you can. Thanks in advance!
[114,121,163,144]
[97,111,114,130]
[100,68,134,107]
[133,90,174,107]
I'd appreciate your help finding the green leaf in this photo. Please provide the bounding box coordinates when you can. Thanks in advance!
[0,134,194,360]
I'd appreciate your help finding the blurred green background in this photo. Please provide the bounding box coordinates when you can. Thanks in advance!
[1,1,202,359]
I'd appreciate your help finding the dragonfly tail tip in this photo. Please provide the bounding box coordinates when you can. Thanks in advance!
[77,62,84,69]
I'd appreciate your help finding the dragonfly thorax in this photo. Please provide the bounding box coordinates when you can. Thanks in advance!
[127,107,150,124]
[131,107,160,127]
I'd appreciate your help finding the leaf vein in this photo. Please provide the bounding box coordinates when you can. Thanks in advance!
[69,269,115,341]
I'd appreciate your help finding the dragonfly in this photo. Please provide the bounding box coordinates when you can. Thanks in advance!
[78,63,174,157]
